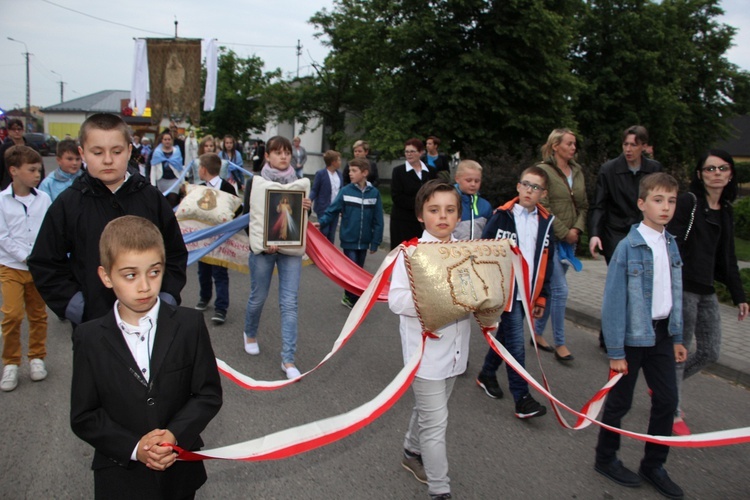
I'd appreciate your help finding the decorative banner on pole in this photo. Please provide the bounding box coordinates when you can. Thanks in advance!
[146,38,202,124]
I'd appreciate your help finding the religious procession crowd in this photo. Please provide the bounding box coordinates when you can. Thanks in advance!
[0,112,746,499]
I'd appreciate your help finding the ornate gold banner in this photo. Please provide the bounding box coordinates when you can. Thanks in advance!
[146,38,202,124]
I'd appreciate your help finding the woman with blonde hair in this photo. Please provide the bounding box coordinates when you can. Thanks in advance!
[534,128,588,361]
[188,135,217,184]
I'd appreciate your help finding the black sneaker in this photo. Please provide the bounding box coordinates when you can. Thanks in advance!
[594,459,642,487]
[430,494,452,500]
[195,300,209,311]
[211,310,227,325]
[514,393,547,419]
[638,466,684,499]
[476,372,504,399]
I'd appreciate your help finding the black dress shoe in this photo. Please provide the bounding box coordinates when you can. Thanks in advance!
[554,349,575,362]
[594,459,642,487]
[530,338,555,353]
[639,466,684,499]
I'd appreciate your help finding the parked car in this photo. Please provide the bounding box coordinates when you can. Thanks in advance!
[24,133,58,156]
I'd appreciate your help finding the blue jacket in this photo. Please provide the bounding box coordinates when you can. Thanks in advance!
[602,224,683,359]
[310,168,344,217]
[453,185,493,240]
[482,197,555,311]
[38,168,82,202]
[318,182,384,251]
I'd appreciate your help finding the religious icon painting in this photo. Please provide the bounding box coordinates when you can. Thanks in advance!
[264,189,306,247]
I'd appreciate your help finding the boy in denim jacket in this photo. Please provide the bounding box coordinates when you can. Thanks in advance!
[595,173,687,499]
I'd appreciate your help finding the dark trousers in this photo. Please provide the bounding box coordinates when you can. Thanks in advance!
[480,304,529,402]
[343,248,367,303]
[198,262,229,313]
[595,320,678,470]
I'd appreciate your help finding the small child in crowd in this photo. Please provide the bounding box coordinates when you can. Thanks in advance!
[38,139,83,201]
[28,113,188,326]
[452,160,493,240]
[475,166,553,419]
[195,152,241,325]
[310,150,344,243]
[71,216,222,499]
[242,136,312,379]
[317,157,384,309]
[595,173,686,499]
[0,146,51,391]
[389,179,467,500]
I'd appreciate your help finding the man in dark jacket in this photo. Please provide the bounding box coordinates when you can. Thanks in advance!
[589,125,662,262]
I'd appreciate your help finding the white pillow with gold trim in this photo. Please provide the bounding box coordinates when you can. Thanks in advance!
[176,184,241,225]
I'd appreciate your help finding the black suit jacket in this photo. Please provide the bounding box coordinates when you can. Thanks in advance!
[71,304,223,499]
[389,163,436,249]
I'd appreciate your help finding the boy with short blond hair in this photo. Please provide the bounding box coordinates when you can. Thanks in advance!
[310,150,344,243]
[0,145,51,391]
[28,113,188,326]
[452,160,493,240]
[195,152,240,325]
[475,165,553,418]
[318,157,383,308]
[389,179,465,499]
[71,215,222,498]
[38,139,83,201]
[595,172,686,499]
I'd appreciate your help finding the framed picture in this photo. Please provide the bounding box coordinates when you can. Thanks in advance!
[263,189,306,247]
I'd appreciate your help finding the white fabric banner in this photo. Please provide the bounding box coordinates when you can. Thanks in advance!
[203,38,218,112]
[130,39,148,115]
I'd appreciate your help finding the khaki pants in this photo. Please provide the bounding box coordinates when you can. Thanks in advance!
[1,265,47,366]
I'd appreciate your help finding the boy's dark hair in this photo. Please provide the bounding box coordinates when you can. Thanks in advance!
[56,139,80,158]
[405,138,424,152]
[323,150,341,167]
[520,165,550,189]
[5,144,42,169]
[266,136,292,154]
[415,179,462,219]
[79,113,131,148]
[426,135,441,147]
[348,157,370,173]
[691,149,738,203]
[99,216,165,273]
[199,153,222,176]
[638,172,679,200]
[623,125,649,145]
[7,118,23,129]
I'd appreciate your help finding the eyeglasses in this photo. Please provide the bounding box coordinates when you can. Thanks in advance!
[518,180,545,192]
[702,164,731,173]
[404,149,419,154]
[9,127,22,132]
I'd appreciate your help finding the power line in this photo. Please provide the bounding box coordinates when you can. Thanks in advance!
[221,41,297,49]
[40,0,172,36]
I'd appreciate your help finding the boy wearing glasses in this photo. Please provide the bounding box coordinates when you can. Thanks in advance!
[475,166,553,419]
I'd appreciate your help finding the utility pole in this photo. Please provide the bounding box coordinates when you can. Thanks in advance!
[296,39,302,78]
[7,37,31,131]
[51,70,65,103]
[174,17,178,38]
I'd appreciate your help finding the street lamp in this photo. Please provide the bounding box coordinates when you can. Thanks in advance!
[7,37,31,131]
[51,70,65,103]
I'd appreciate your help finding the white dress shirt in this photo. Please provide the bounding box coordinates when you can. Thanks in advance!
[636,223,672,320]
[0,186,51,270]
[405,161,429,181]
[389,231,471,380]
[513,203,539,302]
[328,169,341,203]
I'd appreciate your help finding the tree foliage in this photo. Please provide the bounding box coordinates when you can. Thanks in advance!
[200,48,280,140]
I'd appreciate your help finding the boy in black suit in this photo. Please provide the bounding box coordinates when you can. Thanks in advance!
[194,152,240,325]
[71,216,222,500]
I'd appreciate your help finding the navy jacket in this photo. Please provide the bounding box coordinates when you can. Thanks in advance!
[310,168,344,217]
[318,182,384,251]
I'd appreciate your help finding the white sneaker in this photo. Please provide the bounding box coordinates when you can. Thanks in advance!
[281,363,301,380]
[1,365,19,392]
[30,359,47,381]
[243,333,260,355]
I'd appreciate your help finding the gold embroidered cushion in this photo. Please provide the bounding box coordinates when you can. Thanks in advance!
[405,239,514,333]
[176,184,241,225]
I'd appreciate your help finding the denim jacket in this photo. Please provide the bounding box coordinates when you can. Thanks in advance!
[601,224,683,359]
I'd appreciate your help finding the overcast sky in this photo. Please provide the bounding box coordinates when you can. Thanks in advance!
[1,0,749,110]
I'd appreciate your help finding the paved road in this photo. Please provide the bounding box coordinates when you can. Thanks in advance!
[1,159,747,498]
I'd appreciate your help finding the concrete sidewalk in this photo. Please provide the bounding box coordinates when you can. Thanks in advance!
[380,213,750,386]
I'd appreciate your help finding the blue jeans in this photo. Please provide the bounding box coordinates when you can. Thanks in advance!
[480,303,528,402]
[343,248,367,303]
[198,262,229,313]
[244,252,301,364]
[534,249,568,347]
